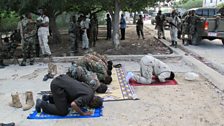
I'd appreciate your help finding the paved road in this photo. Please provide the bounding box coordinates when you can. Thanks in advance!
[144,20,224,74]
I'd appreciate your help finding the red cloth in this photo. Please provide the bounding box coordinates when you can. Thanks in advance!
[129,78,177,86]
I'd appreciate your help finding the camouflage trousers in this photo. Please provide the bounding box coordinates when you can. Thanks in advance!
[69,33,78,53]
[22,37,36,61]
[0,50,7,62]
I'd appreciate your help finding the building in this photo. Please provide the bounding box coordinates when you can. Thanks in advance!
[203,0,224,7]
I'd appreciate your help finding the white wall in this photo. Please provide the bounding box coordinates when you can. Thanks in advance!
[203,0,224,7]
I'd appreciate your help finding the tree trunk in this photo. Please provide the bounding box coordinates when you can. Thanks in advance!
[49,15,61,44]
[112,0,121,49]
[133,12,137,24]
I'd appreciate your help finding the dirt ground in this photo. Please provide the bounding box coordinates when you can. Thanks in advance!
[50,25,171,56]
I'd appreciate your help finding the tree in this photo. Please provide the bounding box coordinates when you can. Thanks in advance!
[2,0,74,44]
[217,3,224,8]
[99,0,158,49]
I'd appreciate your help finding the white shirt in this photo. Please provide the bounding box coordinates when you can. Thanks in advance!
[37,15,49,36]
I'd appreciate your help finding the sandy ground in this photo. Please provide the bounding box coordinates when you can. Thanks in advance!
[1,58,224,126]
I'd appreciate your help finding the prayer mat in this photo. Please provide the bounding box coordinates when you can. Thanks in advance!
[37,67,138,101]
[97,67,138,101]
[129,79,177,86]
[27,107,102,119]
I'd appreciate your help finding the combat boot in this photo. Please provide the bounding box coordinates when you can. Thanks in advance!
[20,59,26,66]
[0,60,7,68]
[174,41,177,48]
[23,91,34,111]
[9,92,22,108]
[0,65,4,69]
[30,59,34,65]
[170,41,174,46]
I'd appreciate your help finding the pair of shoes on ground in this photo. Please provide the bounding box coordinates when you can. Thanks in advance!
[9,91,34,111]
[20,60,34,66]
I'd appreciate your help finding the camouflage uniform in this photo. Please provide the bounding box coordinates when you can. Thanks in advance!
[189,14,200,45]
[85,53,108,70]
[155,12,166,39]
[68,63,100,91]
[182,14,191,45]
[68,16,78,54]
[76,56,108,82]
[21,18,37,65]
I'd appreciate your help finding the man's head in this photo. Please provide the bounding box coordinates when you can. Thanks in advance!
[107,14,110,18]
[158,10,162,15]
[88,96,103,108]
[25,12,32,19]
[121,14,124,17]
[166,71,175,80]
[96,84,108,93]
[139,15,143,19]
[37,9,43,15]
[191,10,195,16]
[104,76,112,84]
[107,60,113,66]
[172,10,177,17]
[71,15,76,23]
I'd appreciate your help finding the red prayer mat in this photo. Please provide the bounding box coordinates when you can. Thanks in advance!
[129,79,177,86]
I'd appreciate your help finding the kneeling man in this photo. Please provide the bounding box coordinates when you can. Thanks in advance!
[127,55,175,84]
[35,74,103,116]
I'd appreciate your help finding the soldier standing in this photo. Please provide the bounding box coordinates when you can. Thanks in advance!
[182,11,192,46]
[20,13,37,66]
[169,10,181,48]
[189,10,200,45]
[106,14,112,40]
[37,9,51,57]
[68,15,78,55]
[17,15,26,48]
[80,16,89,49]
[120,14,126,40]
[90,14,98,47]
[136,15,145,39]
[0,38,10,68]
[155,10,166,39]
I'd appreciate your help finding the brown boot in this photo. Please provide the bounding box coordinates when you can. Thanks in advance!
[22,91,34,111]
[9,92,22,108]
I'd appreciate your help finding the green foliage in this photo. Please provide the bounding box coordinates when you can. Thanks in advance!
[0,11,19,32]
[175,0,203,9]
[217,3,224,8]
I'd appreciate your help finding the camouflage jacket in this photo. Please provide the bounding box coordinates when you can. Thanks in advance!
[68,63,100,90]
[23,19,36,40]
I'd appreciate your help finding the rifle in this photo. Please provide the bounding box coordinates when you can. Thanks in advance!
[169,21,177,28]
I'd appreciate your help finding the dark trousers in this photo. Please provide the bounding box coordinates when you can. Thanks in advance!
[120,28,125,40]
[106,28,111,39]
[136,27,144,39]
[41,84,69,116]
[35,44,40,57]
[92,29,97,47]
